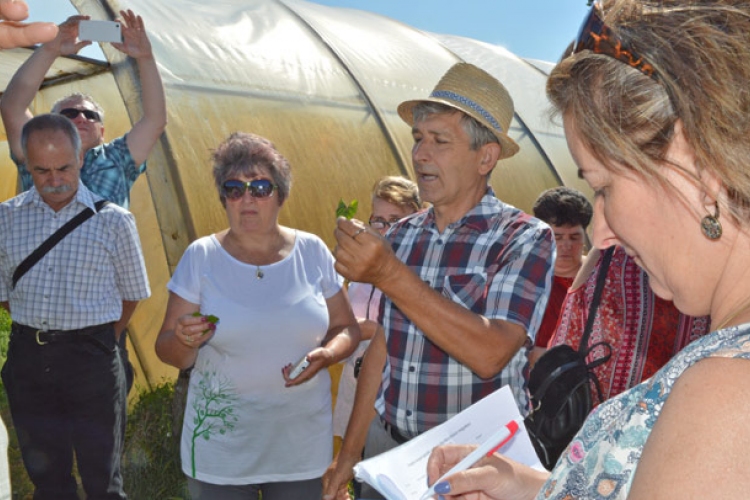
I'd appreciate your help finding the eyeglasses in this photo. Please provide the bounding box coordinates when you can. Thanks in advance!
[368,216,401,230]
[221,179,277,200]
[58,108,102,122]
[572,2,657,80]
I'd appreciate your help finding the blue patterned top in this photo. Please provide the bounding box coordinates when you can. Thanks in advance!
[13,135,145,209]
[538,325,750,499]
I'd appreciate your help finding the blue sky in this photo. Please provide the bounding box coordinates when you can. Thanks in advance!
[25,0,589,63]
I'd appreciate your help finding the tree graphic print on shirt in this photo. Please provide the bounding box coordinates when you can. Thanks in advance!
[189,366,239,477]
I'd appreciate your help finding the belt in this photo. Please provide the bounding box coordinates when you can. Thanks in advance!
[382,419,411,445]
[11,322,114,346]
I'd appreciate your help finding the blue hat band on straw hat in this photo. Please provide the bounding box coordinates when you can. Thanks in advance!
[430,90,503,133]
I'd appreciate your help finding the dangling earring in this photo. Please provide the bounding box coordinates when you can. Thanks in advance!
[701,202,722,240]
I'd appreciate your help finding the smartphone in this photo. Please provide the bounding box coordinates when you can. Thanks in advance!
[78,20,122,43]
[288,355,310,380]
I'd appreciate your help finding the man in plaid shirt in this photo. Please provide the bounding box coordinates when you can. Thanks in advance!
[0,114,149,499]
[324,63,555,499]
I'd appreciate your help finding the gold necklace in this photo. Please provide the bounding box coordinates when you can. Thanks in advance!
[714,296,750,330]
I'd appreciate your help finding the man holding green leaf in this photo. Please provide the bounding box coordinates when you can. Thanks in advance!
[324,63,555,499]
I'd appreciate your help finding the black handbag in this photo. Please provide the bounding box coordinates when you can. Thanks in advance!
[524,246,614,470]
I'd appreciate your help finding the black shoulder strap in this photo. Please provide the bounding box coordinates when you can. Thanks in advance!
[12,200,109,289]
[578,245,615,353]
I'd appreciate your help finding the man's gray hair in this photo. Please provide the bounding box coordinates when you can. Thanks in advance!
[412,101,499,150]
[21,113,82,160]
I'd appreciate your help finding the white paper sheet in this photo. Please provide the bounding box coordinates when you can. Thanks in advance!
[353,385,542,500]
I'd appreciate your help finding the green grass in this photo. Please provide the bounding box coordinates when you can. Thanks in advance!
[122,382,188,499]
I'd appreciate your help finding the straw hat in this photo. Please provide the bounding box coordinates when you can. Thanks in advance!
[397,63,520,160]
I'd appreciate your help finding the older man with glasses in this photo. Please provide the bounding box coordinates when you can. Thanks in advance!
[0,9,166,209]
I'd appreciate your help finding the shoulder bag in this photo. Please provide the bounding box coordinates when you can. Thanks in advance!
[524,245,614,470]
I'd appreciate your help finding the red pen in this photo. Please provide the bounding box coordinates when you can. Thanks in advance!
[420,418,521,500]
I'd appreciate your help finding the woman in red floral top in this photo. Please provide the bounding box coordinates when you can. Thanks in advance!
[549,245,710,403]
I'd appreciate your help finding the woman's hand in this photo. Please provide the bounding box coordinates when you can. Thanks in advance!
[281,346,334,387]
[174,313,216,348]
[425,445,547,500]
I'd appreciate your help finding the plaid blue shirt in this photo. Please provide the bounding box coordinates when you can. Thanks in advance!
[14,135,145,209]
[0,182,150,330]
[375,189,554,436]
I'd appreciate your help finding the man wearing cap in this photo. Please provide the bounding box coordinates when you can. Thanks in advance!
[323,63,554,499]
[0,114,150,499]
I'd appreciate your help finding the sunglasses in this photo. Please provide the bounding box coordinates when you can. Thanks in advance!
[221,179,277,200]
[572,2,657,80]
[58,108,102,122]
[368,216,401,230]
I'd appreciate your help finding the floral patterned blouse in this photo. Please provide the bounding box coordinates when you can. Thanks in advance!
[538,325,750,499]
[550,246,709,403]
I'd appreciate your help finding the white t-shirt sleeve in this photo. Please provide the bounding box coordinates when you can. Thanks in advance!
[167,238,206,304]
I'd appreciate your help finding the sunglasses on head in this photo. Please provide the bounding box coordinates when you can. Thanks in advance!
[572,2,657,80]
[221,179,277,200]
[368,216,401,230]
[58,107,102,122]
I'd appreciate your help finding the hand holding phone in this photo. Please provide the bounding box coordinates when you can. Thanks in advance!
[78,20,121,43]
[288,355,310,380]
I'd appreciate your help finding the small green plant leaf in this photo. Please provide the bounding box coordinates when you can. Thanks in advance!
[336,198,358,219]
[192,312,219,334]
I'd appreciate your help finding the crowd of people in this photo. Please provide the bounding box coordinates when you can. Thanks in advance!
[1,0,749,499]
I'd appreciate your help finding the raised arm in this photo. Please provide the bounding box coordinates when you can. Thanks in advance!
[111,10,166,165]
[0,15,90,162]
[335,219,553,379]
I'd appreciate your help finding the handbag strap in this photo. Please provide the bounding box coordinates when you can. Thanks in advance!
[12,199,109,289]
[578,245,615,354]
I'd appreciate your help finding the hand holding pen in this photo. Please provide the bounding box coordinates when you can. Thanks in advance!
[423,418,547,499]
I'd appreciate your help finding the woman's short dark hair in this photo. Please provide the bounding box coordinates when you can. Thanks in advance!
[533,186,593,229]
[211,132,292,205]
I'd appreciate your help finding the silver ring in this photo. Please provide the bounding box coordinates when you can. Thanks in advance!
[352,227,366,239]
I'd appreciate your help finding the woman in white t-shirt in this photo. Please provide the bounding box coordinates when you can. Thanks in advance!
[155,132,361,500]
[333,176,423,442]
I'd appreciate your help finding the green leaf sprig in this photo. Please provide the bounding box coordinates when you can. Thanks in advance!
[336,198,358,219]
[192,312,219,334]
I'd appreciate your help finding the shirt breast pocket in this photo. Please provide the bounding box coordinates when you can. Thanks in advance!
[442,272,488,314]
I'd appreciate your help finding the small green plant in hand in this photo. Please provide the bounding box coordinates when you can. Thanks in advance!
[336,198,358,219]
[192,312,219,334]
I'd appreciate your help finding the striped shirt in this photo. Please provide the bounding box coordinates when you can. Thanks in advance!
[375,189,554,437]
[0,181,150,330]
[14,135,145,209]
